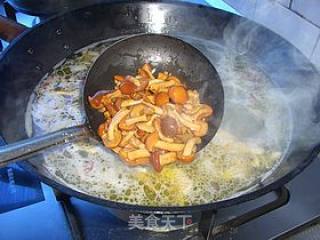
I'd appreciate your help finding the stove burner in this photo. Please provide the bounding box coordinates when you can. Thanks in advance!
[53,187,289,240]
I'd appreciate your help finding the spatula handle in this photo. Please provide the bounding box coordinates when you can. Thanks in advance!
[0,125,89,168]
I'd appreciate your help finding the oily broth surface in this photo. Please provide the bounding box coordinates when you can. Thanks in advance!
[26,39,290,206]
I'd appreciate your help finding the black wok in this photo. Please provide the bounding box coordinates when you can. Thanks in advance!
[0,1,320,213]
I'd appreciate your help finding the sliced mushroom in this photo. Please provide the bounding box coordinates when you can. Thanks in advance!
[144,95,155,105]
[145,132,159,152]
[193,121,208,137]
[108,109,130,140]
[130,104,145,117]
[137,68,149,79]
[177,152,195,163]
[144,106,155,115]
[119,117,135,131]
[149,79,164,85]
[129,136,145,149]
[105,103,117,117]
[114,98,122,112]
[127,149,151,161]
[175,131,194,143]
[123,143,136,151]
[136,115,156,133]
[97,107,106,113]
[97,122,107,137]
[187,90,200,104]
[182,137,201,156]
[119,131,135,147]
[180,112,196,123]
[143,101,163,115]
[159,152,177,166]
[130,77,141,87]
[125,115,148,126]
[193,104,213,120]
[149,80,176,92]
[141,63,155,79]
[167,76,182,85]
[102,130,122,148]
[124,157,150,166]
[170,111,200,132]
[183,103,202,115]
[103,111,111,119]
[174,104,183,114]
[136,128,146,138]
[157,72,169,80]
[121,99,143,108]
[131,92,144,100]
[158,88,169,94]
[119,149,128,160]
[113,147,121,153]
[154,140,185,152]
[136,123,155,133]
[135,78,149,92]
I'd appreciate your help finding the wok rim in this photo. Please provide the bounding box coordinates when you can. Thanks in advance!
[0,0,319,213]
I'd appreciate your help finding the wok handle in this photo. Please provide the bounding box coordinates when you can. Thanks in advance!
[0,125,89,168]
[0,15,27,42]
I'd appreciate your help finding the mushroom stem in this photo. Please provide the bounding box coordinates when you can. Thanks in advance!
[136,123,155,133]
[127,149,151,161]
[159,152,177,166]
[193,122,208,137]
[119,131,135,147]
[183,137,201,156]
[170,111,200,131]
[108,109,130,140]
[193,104,213,120]
[125,115,148,125]
[154,140,185,152]
[121,99,143,108]
[136,115,157,133]
[130,104,144,117]
[149,80,176,92]
[143,101,163,115]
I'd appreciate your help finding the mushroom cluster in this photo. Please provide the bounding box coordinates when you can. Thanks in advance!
[89,64,213,172]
